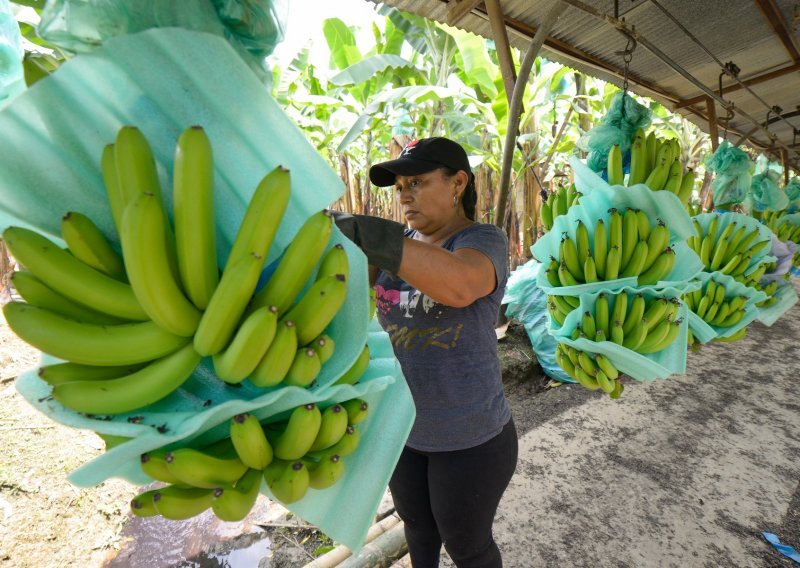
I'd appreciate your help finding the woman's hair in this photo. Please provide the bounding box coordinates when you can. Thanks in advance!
[440,166,477,221]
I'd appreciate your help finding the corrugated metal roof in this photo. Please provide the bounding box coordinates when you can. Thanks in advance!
[367,0,800,169]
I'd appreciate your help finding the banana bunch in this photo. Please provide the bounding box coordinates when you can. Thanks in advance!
[687,215,770,276]
[131,399,369,520]
[566,291,684,356]
[683,278,749,329]
[555,343,623,398]
[546,293,580,326]
[3,125,356,415]
[543,208,676,287]
[607,130,696,206]
[539,184,581,233]
[686,200,703,217]
[761,213,800,243]
[756,280,779,308]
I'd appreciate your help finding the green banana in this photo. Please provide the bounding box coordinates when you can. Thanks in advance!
[540,200,553,231]
[620,240,648,277]
[308,404,349,452]
[581,311,596,341]
[594,353,619,380]
[635,210,651,242]
[558,260,580,286]
[593,219,607,279]
[713,326,747,342]
[2,226,147,321]
[645,132,657,173]
[273,403,322,461]
[577,350,598,376]
[620,208,639,270]
[638,320,681,354]
[212,306,278,384]
[644,159,669,191]
[224,165,291,271]
[576,221,590,270]
[333,344,370,385]
[608,209,623,251]
[709,234,730,271]
[561,235,584,281]
[249,320,298,388]
[595,293,610,338]
[545,258,561,287]
[310,334,335,364]
[622,319,647,350]
[265,460,309,504]
[316,243,350,282]
[152,486,214,520]
[628,129,648,185]
[211,468,263,522]
[584,254,598,283]
[605,245,621,280]
[52,343,201,414]
[641,221,669,272]
[594,368,615,394]
[676,169,695,204]
[341,398,369,425]
[607,144,624,185]
[100,143,125,236]
[634,319,670,352]
[231,413,273,470]
[130,489,159,518]
[308,454,345,490]
[140,449,187,485]
[611,291,629,327]
[642,298,669,330]
[638,247,675,285]
[61,211,126,281]
[38,361,145,386]
[309,424,361,460]
[250,210,334,314]
[622,293,645,335]
[194,251,268,356]
[11,271,124,325]
[121,192,202,337]
[172,125,219,310]
[662,159,683,194]
[3,301,189,366]
[283,274,347,346]
[165,447,248,489]
[610,320,624,345]
[283,347,322,388]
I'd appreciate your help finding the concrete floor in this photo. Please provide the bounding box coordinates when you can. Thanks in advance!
[399,280,800,568]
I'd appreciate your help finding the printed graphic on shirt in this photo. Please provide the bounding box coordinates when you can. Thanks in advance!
[375,284,461,350]
[383,323,464,351]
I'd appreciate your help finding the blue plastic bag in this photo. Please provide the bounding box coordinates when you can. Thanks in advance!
[705,140,753,207]
[503,259,576,384]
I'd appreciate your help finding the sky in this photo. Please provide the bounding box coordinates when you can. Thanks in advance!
[269,0,385,68]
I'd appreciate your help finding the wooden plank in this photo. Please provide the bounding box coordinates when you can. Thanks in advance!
[706,96,720,151]
[754,0,800,63]
[674,63,800,109]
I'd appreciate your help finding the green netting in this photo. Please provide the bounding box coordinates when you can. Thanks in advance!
[704,140,753,207]
[784,177,800,211]
[576,91,652,174]
[551,286,689,381]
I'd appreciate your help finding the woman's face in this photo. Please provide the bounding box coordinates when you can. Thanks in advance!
[394,168,464,234]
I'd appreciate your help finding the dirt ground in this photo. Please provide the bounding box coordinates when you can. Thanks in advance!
[1,288,797,567]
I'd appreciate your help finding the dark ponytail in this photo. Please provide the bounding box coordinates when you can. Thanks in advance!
[441,167,477,221]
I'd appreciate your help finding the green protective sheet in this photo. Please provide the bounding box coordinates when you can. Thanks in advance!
[2,28,414,552]
[692,211,775,273]
[686,271,767,343]
[532,157,703,296]
[551,286,690,381]
[757,282,799,327]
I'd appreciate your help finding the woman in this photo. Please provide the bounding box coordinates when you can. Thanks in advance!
[333,137,518,568]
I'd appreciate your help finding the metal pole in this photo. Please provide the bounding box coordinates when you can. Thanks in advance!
[495,0,567,229]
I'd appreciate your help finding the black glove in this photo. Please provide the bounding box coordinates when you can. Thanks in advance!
[328,210,405,277]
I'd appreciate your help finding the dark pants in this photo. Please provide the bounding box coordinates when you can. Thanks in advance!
[389,418,518,568]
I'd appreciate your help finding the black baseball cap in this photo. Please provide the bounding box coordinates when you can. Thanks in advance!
[369,137,474,187]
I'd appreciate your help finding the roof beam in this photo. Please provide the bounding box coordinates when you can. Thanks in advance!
[673,63,800,109]
[754,0,800,63]
[447,0,483,25]
[484,0,518,106]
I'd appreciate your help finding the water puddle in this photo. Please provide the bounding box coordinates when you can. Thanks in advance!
[105,492,324,568]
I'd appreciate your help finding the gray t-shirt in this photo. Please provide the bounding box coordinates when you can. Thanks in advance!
[374,223,511,452]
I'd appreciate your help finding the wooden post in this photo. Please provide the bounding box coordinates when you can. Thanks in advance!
[485,0,518,108]
[782,148,790,184]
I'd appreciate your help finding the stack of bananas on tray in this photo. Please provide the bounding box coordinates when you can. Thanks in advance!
[128,398,369,521]
[687,215,770,277]
[756,210,800,242]
[539,183,582,233]
[606,129,696,206]
[542,207,676,289]
[2,125,369,417]
[683,278,749,344]
[553,290,684,395]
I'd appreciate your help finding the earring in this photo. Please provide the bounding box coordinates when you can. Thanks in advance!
[453,194,459,207]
